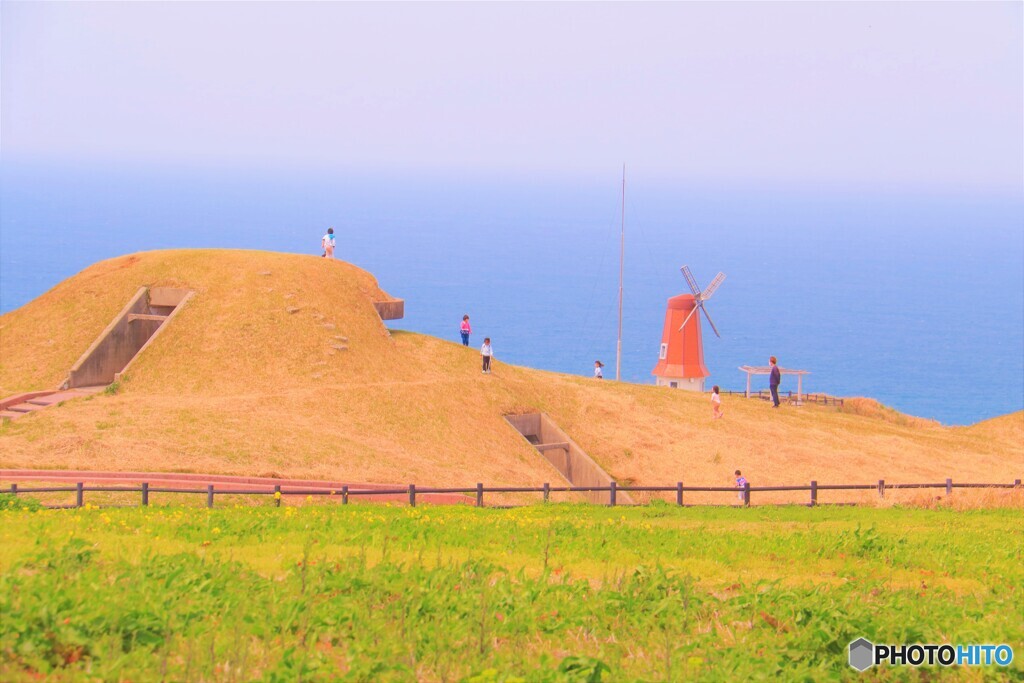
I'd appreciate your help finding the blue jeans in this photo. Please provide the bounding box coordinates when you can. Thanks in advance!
[461,332,469,346]
[770,385,780,407]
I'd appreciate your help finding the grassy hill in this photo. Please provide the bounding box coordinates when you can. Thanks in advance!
[1,250,1021,499]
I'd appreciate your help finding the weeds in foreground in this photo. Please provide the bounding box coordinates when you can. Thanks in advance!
[0,505,1021,681]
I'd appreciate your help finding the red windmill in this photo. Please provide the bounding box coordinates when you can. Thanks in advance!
[652,265,726,391]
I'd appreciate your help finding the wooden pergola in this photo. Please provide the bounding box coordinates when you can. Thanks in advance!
[738,365,810,402]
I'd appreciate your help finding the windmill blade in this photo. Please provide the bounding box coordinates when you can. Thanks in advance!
[680,265,702,298]
[700,303,722,338]
[701,272,726,300]
[677,305,699,332]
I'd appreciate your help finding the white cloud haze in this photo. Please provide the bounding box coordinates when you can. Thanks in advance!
[2,1,1021,192]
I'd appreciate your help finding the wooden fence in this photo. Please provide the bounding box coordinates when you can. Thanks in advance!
[5,478,1020,509]
[715,389,844,406]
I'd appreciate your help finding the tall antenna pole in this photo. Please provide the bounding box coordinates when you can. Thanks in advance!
[616,164,625,381]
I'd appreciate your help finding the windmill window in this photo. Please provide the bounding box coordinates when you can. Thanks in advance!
[669,381,678,388]
[659,343,668,360]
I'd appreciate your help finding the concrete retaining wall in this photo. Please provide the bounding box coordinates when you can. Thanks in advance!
[373,299,405,320]
[505,412,633,504]
[65,287,191,389]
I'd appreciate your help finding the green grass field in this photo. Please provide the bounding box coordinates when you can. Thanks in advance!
[1,499,1021,682]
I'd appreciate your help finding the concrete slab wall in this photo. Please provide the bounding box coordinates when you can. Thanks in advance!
[66,288,151,388]
[65,287,191,389]
[149,287,190,307]
[505,412,633,504]
[114,290,194,383]
[373,300,405,320]
[505,413,541,440]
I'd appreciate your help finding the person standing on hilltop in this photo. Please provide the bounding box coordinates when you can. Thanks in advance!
[460,315,472,346]
[321,227,336,259]
[594,360,604,379]
[481,337,493,374]
[769,356,781,408]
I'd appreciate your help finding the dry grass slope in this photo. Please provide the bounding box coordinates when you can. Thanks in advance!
[2,249,1021,498]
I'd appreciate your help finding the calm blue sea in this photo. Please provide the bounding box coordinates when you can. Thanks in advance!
[2,163,1022,425]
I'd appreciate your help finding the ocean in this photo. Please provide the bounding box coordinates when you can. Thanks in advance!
[2,162,1022,425]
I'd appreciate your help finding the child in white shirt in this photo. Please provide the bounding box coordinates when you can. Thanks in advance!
[321,228,336,258]
[711,385,724,419]
[594,360,604,379]
[481,338,493,374]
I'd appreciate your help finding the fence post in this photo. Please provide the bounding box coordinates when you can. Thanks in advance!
[274,484,281,507]
[1016,479,1022,488]
[341,485,349,505]
[609,481,617,507]
[543,482,550,503]
[207,485,214,508]
[810,480,817,507]
[9,483,16,496]
[743,482,750,507]
[878,479,885,499]
[76,482,84,508]
[476,483,483,508]
[676,481,683,506]
[945,478,952,496]
[141,482,149,507]
[409,484,416,507]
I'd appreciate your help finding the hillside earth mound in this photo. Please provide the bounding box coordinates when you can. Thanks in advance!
[838,397,942,428]
[2,249,1021,498]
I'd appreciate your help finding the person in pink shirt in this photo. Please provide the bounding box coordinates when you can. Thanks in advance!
[460,315,472,346]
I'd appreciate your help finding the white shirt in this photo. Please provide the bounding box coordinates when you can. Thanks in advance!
[711,393,721,405]
[480,343,493,357]
[594,366,603,378]
[322,234,335,248]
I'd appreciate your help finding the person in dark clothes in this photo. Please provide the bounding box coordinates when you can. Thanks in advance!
[769,356,781,408]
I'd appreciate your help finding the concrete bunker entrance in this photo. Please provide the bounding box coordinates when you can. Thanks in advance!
[64,287,193,389]
[504,412,633,504]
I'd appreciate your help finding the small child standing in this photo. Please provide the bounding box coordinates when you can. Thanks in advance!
[481,337,493,374]
[711,385,724,419]
[735,470,748,503]
[460,315,472,346]
[594,360,604,379]
[321,227,336,258]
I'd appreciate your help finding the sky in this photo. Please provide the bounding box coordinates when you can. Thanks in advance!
[2,1,1022,193]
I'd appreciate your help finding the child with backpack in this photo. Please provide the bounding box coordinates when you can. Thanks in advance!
[321,228,336,258]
